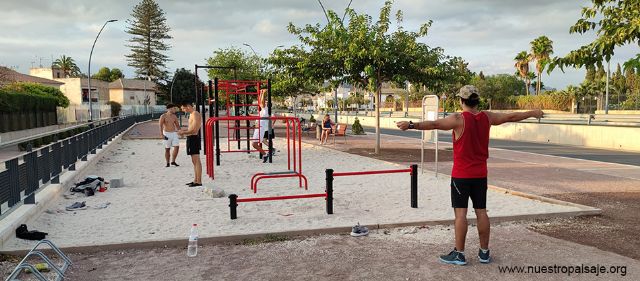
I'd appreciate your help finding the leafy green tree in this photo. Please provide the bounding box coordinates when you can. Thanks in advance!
[91,67,124,82]
[110,68,124,81]
[514,51,532,95]
[52,55,81,78]
[268,47,323,99]
[126,0,172,80]
[206,47,262,81]
[530,36,554,95]
[157,68,200,105]
[285,0,441,154]
[554,0,640,71]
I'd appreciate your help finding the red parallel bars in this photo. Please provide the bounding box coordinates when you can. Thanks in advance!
[332,168,413,177]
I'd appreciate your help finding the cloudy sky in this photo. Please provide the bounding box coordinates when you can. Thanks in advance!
[0,0,636,89]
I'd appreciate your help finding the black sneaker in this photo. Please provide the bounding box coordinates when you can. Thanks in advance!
[166,163,170,167]
[188,183,203,187]
[262,153,271,163]
[478,249,491,264]
[171,162,180,167]
[439,249,467,265]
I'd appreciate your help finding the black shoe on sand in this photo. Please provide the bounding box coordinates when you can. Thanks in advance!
[188,183,202,187]
[166,163,170,167]
[185,182,194,186]
[171,162,179,167]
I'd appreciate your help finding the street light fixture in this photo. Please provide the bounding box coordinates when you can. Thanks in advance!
[88,19,117,122]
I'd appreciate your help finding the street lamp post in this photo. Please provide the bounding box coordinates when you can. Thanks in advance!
[243,43,260,76]
[169,72,178,103]
[88,19,117,122]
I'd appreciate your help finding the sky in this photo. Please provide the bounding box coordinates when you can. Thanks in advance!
[0,0,637,89]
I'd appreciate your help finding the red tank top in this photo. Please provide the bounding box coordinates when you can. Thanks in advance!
[451,111,490,178]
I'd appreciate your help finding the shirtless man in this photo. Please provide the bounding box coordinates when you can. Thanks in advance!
[178,103,203,187]
[159,104,180,167]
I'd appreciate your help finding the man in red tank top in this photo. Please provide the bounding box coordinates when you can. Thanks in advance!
[397,85,543,265]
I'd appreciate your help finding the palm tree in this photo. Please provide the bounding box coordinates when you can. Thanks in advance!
[530,36,554,95]
[52,55,81,78]
[514,51,532,95]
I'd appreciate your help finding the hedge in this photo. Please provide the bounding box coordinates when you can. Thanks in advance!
[2,82,70,108]
[0,88,58,113]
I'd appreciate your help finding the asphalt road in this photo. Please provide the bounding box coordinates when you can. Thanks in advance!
[363,126,640,166]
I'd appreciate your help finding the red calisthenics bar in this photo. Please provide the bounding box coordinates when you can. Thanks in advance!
[228,177,333,220]
[332,168,413,177]
[251,172,308,193]
[205,115,304,181]
[248,117,306,192]
[205,115,302,175]
[326,165,419,208]
[237,193,326,203]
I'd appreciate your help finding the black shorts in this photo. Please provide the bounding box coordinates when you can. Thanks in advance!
[186,135,201,155]
[450,177,488,209]
[263,130,275,140]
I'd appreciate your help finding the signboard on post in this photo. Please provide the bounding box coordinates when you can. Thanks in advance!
[421,95,440,176]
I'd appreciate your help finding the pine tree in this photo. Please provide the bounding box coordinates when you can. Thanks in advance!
[125,0,172,80]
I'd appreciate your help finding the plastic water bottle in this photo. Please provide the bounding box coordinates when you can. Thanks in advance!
[187,224,198,257]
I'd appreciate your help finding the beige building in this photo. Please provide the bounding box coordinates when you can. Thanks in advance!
[0,66,64,88]
[108,78,157,106]
[30,67,108,105]
[28,67,156,106]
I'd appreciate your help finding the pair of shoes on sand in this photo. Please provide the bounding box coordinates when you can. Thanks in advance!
[165,162,179,167]
[350,222,369,237]
[439,248,491,265]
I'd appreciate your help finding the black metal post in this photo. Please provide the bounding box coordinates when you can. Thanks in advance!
[68,137,76,171]
[326,169,334,214]
[208,80,214,118]
[267,79,273,163]
[24,149,36,205]
[51,141,61,184]
[410,164,418,208]
[200,83,206,140]
[229,194,238,220]
[214,78,221,166]
[7,159,19,207]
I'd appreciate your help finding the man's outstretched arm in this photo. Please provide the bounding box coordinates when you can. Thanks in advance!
[485,109,543,126]
[396,114,462,131]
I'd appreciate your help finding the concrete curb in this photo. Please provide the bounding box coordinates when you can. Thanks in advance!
[1,206,602,256]
[0,121,150,250]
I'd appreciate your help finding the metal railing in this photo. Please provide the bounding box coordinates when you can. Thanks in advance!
[291,110,640,127]
[0,113,155,219]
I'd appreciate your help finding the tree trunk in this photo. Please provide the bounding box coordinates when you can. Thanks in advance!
[525,79,530,95]
[536,72,541,95]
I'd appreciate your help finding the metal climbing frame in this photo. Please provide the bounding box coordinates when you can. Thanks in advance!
[217,79,265,153]
[6,239,72,281]
[204,115,307,191]
[421,95,440,175]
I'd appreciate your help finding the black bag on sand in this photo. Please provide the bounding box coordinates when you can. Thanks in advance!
[16,224,48,240]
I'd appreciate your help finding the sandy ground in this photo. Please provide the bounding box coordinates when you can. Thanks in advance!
[2,137,587,251]
[2,223,638,281]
